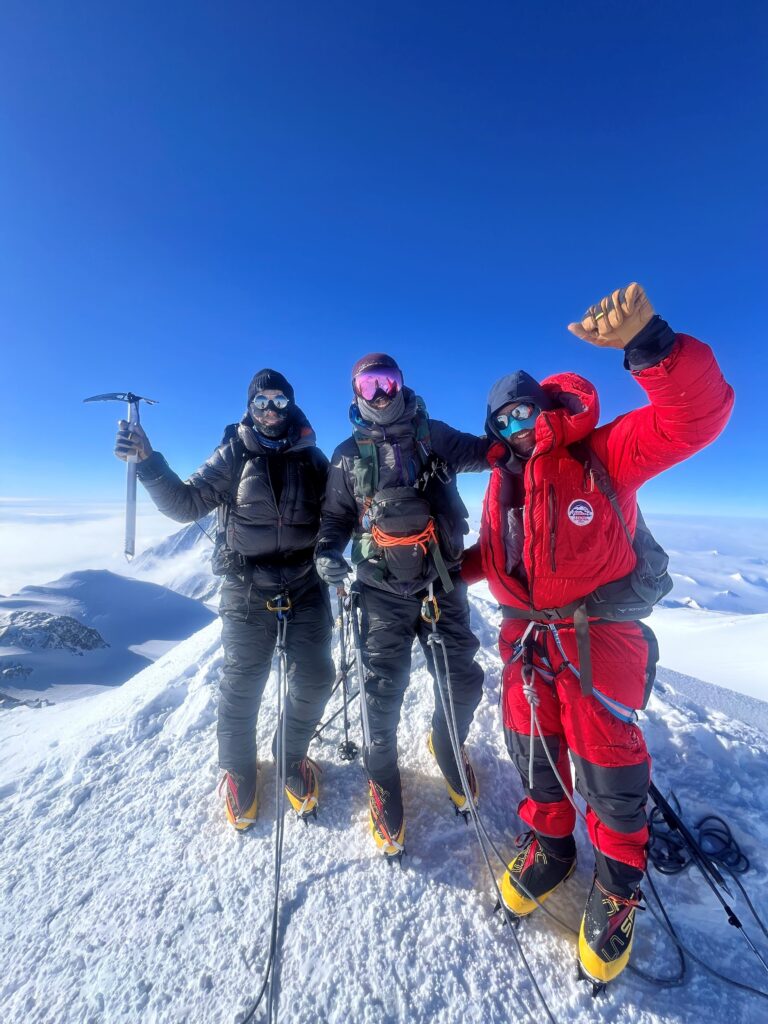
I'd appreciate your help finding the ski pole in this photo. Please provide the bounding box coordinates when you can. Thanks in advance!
[336,587,359,761]
[83,391,158,560]
[649,783,768,977]
[347,587,372,754]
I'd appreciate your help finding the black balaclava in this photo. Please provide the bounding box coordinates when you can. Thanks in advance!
[247,368,295,438]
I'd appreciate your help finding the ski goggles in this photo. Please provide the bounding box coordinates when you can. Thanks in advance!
[353,368,403,401]
[494,402,540,437]
[250,393,291,411]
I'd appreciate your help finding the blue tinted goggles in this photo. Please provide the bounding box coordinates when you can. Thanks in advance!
[494,402,540,437]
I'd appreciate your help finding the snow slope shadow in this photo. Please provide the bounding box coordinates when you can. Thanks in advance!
[1,601,768,1024]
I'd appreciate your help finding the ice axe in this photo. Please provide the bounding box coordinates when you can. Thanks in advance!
[83,392,158,560]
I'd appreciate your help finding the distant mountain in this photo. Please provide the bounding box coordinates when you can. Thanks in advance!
[0,570,216,694]
[130,512,220,601]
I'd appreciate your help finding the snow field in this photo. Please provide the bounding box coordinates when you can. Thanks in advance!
[2,597,768,1023]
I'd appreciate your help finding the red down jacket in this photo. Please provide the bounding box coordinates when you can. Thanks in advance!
[464,334,734,609]
[464,332,734,869]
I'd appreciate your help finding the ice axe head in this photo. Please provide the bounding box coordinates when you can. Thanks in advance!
[83,392,158,424]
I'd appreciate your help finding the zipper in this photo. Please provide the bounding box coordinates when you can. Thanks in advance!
[524,413,556,606]
[265,458,282,552]
[547,484,557,572]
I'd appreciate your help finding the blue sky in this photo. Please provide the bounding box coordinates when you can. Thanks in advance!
[1,1,765,515]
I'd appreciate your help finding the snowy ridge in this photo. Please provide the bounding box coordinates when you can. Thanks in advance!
[0,571,215,696]
[2,595,767,1023]
[131,513,220,602]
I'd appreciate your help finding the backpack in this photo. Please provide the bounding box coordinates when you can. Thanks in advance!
[350,399,455,592]
[569,442,674,620]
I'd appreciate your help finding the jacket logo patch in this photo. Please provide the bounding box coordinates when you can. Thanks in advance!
[567,500,594,526]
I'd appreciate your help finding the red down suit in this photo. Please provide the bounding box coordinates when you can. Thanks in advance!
[464,333,734,877]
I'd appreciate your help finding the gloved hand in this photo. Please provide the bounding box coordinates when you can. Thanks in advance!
[115,419,153,462]
[567,282,654,349]
[315,551,351,586]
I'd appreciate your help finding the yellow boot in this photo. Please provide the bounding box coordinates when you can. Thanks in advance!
[578,874,642,987]
[284,758,320,819]
[427,731,479,815]
[220,770,258,831]
[368,780,405,859]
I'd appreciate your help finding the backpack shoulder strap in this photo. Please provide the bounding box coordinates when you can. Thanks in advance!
[414,396,431,459]
[569,441,632,546]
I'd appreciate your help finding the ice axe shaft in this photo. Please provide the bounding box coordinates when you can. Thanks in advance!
[83,391,158,561]
[125,399,139,559]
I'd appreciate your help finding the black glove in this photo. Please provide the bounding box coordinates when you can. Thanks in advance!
[315,551,351,586]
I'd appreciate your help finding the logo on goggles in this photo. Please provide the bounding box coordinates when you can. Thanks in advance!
[494,402,540,437]
[251,393,291,411]
[353,368,404,401]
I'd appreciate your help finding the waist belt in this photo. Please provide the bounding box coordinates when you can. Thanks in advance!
[241,547,315,569]
[502,600,594,697]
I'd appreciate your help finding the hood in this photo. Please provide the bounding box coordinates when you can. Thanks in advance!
[485,371,600,450]
[238,404,317,454]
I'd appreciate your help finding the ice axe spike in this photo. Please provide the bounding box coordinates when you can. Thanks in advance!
[83,392,158,560]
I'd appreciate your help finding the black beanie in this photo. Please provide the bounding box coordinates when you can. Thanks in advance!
[247,369,295,404]
[350,352,401,382]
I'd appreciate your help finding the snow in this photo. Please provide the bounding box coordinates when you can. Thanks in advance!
[2,514,768,1023]
[0,570,215,697]
[2,593,768,1024]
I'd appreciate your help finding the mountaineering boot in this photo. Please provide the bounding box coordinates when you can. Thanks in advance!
[427,731,478,816]
[500,831,576,917]
[578,873,643,986]
[369,778,405,859]
[284,758,320,819]
[220,769,258,831]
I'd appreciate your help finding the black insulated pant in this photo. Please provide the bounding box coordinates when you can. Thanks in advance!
[357,577,484,794]
[217,576,335,772]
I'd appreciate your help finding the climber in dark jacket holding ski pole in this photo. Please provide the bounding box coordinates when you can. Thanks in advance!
[115,369,334,830]
[315,354,490,858]
[463,283,734,987]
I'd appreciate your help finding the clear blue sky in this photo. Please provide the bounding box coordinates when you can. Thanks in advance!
[1,1,765,515]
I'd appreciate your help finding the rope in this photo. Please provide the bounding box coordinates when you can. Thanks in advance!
[241,607,290,1024]
[370,519,438,555]
[514,624,768,995]
[425,585,558,1024]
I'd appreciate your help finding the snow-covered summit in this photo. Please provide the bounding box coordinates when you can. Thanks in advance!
[0,570,215,695]
[1,594,766,1024]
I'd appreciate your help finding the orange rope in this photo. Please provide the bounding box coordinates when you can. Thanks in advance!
[370,519,437,555]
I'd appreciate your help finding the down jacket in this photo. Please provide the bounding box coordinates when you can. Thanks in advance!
[137,409,328,591]
[464,320,735,612]
[317,388,490,596]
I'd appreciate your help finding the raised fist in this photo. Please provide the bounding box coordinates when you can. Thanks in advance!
[568,283,654,349]
[115,419,153,462]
